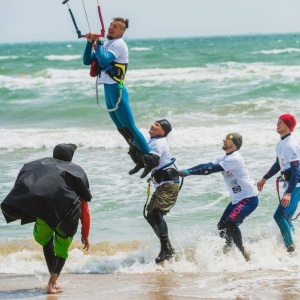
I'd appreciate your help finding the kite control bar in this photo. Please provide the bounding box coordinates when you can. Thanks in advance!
[63,0,105,39]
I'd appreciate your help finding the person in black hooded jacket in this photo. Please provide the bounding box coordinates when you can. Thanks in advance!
[1,143,92,294]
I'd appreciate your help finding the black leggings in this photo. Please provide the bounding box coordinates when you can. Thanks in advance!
[217,197,258,251]
[43,237,66,275]
[218,218,243,250]
[146,209,168,237]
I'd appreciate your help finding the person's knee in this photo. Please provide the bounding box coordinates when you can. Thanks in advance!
[146,212,155,225]
[217,220,226,231]
[273,210,282,224]
[152,209,163,226]
[225,218,238,231]
[54,235,72,259]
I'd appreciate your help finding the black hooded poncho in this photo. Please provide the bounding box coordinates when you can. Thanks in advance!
[1,144,92,237]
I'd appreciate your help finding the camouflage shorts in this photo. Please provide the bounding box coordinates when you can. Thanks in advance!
[147,182,180,214]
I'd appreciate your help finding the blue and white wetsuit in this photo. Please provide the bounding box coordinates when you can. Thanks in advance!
[83,39,150,154]
[263,133,300,249]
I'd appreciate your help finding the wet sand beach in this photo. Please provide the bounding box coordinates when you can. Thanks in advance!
[1,270,300,300]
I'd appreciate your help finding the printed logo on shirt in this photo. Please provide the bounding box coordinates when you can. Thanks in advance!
[232,186,242,193]
[230,179,238,186]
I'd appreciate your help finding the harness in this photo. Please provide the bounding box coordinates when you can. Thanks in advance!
[94,56,127,111]
[105,62,127,83]
[151,158,180,184]
[276,173,300,221]
[143,158,184,218]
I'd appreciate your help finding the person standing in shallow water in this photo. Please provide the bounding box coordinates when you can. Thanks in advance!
[257,114,300,253]
[179,133,258,261]
[1,143,92,294]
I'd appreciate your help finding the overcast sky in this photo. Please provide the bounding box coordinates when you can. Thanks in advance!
[1,0,300,43]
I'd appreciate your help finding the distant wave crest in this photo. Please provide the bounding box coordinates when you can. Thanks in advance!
[45,55,82,61]
[252,48,300,55]
[130,47,152,51]
[0,55,18,60]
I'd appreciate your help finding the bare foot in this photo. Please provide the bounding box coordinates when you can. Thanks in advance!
[46,273,63,294]
[46,283,63,294]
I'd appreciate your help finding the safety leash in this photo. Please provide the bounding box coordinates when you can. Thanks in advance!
[276,176,300,221]
[95,79,123,112]
[143,178,152,219]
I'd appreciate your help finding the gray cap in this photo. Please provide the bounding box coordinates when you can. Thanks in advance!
[226,133,242,150]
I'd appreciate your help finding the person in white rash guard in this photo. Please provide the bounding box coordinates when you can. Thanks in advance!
[257,114,300,253]
[129,119,180,263]
[180,133,258,261]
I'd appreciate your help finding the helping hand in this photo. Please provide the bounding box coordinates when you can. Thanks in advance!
[179,169,191,177]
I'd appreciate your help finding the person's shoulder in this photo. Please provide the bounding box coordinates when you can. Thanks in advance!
[151,137,168,146]
[116,38,128,49]
[225,151,242,162]
[112,38,126,45]
[23,157,54,168]
[232,150,245,160]
[286,135,300,149]
[59,161,86,172]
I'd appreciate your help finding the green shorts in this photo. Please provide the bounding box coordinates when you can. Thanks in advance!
[147,182,179,214]
[33,218,73,259]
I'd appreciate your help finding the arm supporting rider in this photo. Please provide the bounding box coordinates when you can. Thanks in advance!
[181,162,224,176]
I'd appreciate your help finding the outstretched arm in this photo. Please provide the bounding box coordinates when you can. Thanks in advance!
[179,162,224,177]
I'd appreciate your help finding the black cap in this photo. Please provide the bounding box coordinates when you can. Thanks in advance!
[156,119,172,136]
[226,133,242,150]
[53,143,77,161]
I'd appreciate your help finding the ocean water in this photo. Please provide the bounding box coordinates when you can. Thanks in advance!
[1,34,300,287]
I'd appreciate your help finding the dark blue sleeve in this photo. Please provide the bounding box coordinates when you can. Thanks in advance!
[188,162,224,175]
[83,42,96,65]
[286,160,300,193]
[263,158,281,180]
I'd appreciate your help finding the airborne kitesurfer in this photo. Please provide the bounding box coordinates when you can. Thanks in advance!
[83,18,150,176]
[180,133,258,261]
[1,144,92,294]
